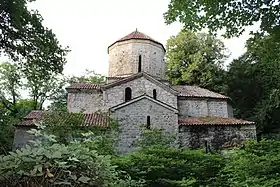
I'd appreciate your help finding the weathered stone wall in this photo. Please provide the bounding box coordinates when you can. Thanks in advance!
[207,100,228,117]
[110,98,178,154]
[67,90,105,113]
[178,125,256,149]
[178,99,208,117]
[178,98,233,118]
[13,127,35,150]
[108,39,165,79]
[227,103,234,117]
[105,77,177,109]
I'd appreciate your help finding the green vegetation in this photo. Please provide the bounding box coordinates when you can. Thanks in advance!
[1,0,280,186]
[0,124,142,187]
[164,0,280,134]
[2,123,280,186]
[166,30,228,93]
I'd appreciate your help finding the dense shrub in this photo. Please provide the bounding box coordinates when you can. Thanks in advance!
[113,147,224,187]
[113,128,224,187]
[0,124,143,187]
[220,139,280,187]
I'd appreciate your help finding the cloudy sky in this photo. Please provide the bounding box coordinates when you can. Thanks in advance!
[28,0,256,77]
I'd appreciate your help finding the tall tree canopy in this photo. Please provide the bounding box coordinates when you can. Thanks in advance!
[226,34,280,133]
[0,0,69,73]
[164,0,280,38]
[166,30,228,93]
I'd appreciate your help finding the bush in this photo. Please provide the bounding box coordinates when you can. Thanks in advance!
[113,128,224,187]
[0,124,142,187]
[113,147,224,187]
[220,139,280,187]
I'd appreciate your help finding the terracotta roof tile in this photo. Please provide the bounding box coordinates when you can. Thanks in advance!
[179,117,254,126]
[18,110,109,127]
[108,30,165,51]
[24,110,45,120]
[172,85,229,99]
[66,83,103,90]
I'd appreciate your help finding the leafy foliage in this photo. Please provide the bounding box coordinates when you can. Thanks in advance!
[220,139,280,186]
[113,129,223,187]
[226,34,280,133]
[166,30,228,93]
[0,62,22,115]
[164,0,280,38]
[0,0,69,74]
[0,99,36,155]
[42,111,118,155]
[136,127,176,149]
[0,124,143,186]
[114,148,224,187]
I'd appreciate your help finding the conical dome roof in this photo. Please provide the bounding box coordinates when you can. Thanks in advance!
[108,29,165,51]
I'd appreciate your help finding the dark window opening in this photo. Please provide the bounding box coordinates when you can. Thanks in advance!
[153,89,157,100]
[147,116,151,129]
[138,55,142,72]
[125,87,132,102]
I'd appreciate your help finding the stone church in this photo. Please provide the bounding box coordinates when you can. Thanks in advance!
[14,30,257,153]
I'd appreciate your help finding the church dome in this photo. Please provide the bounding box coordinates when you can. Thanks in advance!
[107,29,166,79]
[108,29,165,52]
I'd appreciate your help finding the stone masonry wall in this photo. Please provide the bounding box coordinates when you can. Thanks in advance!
[207,100,229,117]
[108,40,165,79]
[178,125,256,149]
[111,98,178,154]
[178,98,233,118]
[104,77,177,109]
[13,127,35,150]
[178,99,208,117]
[227,103,234,117]
[67,90,105,113]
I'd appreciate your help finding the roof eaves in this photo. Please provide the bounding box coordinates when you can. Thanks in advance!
[110,94,178,113]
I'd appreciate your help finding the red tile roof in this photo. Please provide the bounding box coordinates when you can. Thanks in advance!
[24,110,44,120]
[173,85,229,99]
[108,30,165,51]
[66,83,102,90]
[179,117,254,126]
[18,110,110,127]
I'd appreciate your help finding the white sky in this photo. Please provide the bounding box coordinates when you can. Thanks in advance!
[26,0,254,77]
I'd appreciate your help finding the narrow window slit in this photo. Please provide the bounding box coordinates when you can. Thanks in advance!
[147,116,151,129]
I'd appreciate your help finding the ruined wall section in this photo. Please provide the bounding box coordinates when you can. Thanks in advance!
[178,125,257,149]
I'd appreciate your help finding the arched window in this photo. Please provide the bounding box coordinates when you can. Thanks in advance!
[138,55,142,72]
[147,116,151,129]
[125,87,132,102]
[153,89,157,100]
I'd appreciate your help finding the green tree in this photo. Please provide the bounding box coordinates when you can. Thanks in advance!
[164,0,280,38]
[166,30,228,93]
[226,34,280,133]
[0,61,65,111]
[0,104,15,155]
[0,0,68,74]
[0,62,22,115]
[23,63,65,110]
[0,99,36,155]
[220,139,280,186]
[68,69,106,84]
